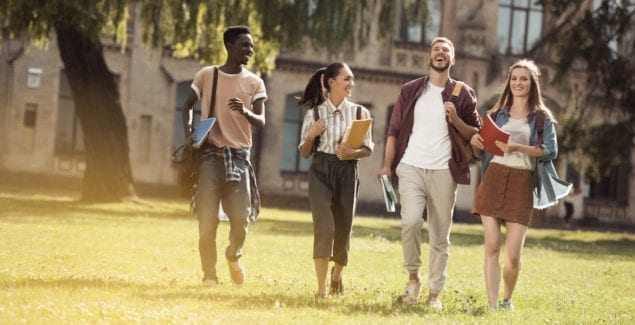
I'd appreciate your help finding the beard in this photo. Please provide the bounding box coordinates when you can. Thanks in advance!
[429,58,451,73]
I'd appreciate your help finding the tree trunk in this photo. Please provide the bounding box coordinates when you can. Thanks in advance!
[54,22,136,202]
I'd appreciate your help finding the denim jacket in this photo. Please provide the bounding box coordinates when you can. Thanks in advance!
[480,108,568,208]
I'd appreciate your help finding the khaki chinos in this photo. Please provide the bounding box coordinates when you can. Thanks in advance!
[396,162,457,293]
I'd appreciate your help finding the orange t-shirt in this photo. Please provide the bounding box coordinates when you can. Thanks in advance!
[192,66,267,149]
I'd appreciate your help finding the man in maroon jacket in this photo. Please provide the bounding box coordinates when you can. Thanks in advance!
[378,37,480,308]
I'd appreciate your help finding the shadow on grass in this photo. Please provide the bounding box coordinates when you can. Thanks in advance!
[0,196,190,220]
[255,217,635,258]
[2,195,633,259]
[2,277,155,290]
[524,235,635,257]
[255,217,485,245]
[2,275,473,317]
[137,286,490,318]
[136,288,447,317]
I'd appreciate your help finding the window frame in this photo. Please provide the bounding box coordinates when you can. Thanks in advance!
[396,0,442,45]
[280,92,312,175]
[497,0,543,55]
[173,80,201,151]
[54,69,85,155]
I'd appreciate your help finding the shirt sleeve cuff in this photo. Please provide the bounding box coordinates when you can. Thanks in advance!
[253,92,267,103]
[191,84,201,100]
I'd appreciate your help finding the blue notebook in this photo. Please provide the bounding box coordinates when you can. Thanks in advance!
[192,117,216,149]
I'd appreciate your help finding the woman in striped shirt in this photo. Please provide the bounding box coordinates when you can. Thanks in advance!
[297,62,374,300]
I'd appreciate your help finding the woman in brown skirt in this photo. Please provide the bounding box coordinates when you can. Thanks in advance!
[470,59,559,311]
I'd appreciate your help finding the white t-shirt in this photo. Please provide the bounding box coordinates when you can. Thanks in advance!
[491,117,535,170]
[401,82,452,169]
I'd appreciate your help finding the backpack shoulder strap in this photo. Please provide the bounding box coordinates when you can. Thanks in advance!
[536,111,545,145]
[491,109,545,145]
[356,105,361,120]
[210,66,219,115]
[451,81,464,103]
[311,105,321,152]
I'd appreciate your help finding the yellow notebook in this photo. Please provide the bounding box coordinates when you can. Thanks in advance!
[342,119,372,149]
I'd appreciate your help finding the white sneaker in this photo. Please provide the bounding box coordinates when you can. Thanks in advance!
[398,281,421,304]
[428,299,442,309]
[202,277,217,288]
[501,299,514,310]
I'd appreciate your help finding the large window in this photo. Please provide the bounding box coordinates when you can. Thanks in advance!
[397,0,442,44]
[55,70,85,154]
[588,163,629,205]
[172,81,200,150]
[497,0,543,54]
[280,93,312,173]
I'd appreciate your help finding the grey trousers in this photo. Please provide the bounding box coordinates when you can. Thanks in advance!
[196,156,250,280]
[308,152,359,266]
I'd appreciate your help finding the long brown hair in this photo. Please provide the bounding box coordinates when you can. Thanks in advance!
[297,62,348,109]
[492,59,555,121]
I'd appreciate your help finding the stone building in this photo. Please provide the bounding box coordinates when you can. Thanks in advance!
[0,0,632,224]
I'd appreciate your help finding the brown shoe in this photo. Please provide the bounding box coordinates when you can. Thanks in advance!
[228,260,245,285]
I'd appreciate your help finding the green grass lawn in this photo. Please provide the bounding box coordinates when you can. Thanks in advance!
[1,192,634,324]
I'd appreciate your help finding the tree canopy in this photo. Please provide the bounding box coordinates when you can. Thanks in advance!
[535,0,634,180]
[138,0,399,75]
[0,0,401,201]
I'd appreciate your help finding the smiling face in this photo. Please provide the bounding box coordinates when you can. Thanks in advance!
[328,65,355,98]
[428,40,455,73]
[227,33,254,65]
[509,67,532,98]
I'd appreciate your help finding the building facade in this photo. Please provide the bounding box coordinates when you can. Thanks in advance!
[0,0,632,224]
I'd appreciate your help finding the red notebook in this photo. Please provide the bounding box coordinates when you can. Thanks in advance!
[480,114,510,157]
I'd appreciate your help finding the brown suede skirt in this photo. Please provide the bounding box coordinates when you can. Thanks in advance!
[472,162,534,226]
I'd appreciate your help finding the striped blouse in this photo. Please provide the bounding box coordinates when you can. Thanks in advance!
[298,98,375,155]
